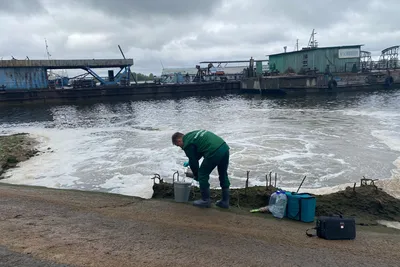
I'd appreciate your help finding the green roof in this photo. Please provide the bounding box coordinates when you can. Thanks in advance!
[267,45,364,57]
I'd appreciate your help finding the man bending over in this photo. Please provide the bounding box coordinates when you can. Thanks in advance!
[172,130,230,208]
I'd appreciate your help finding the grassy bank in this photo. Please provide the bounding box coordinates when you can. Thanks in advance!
[0,133,39,178]
[152,180,400,225]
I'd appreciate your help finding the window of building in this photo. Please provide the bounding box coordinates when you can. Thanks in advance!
[302,54,308,67]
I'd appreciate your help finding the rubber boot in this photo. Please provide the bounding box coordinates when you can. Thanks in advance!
[216,188,230,209]
[193,187,211,208]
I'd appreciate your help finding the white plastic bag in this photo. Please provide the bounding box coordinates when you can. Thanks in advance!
[268,191,287,219]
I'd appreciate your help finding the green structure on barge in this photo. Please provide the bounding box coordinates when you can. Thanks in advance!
[240,29,400,94]
[268,45,362,74]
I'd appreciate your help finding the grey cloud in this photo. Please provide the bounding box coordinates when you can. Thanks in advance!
[0,0,46,14]
[184,26,291,49]
[41,1,210,51]
[76,0,222,18]
[0,0,399,75]
[250,0,370,29]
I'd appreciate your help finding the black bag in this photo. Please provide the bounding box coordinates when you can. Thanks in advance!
[306,215,356,240]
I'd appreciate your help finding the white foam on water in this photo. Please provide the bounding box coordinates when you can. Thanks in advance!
[98,173,154,197]
[377,220,400,230]
[371,130,400,199]
[2,122,349,198]
[1,97,400,202]
[260,111,400,198]
[2,126,184,199]
[2,130,85,188]
[372,130,400,152]
[340,108,400,199]
[342,109,400,120]
[225,129,352,189]
[279,183,356,195]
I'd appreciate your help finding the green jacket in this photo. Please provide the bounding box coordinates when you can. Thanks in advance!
[183,130,229,177]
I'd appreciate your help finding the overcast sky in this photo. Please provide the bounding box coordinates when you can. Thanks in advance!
[1,0,399,75]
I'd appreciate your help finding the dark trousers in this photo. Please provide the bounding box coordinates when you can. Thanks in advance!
[198,143,230,189]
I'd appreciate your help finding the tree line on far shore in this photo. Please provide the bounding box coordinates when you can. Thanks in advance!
[131,72,154,81]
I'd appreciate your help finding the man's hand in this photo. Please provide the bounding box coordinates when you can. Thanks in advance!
[185,170,194,178]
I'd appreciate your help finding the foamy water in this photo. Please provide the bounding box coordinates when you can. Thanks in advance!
[1,92,400,209]
[377,220,400,230]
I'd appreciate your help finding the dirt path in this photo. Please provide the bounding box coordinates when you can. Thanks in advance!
[0,183,399,267]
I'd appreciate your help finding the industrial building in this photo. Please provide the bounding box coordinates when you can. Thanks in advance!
[0,59,134,90]
[268,45,363,74]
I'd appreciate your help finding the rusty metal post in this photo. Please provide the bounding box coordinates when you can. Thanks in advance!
[245,171,250,196]
[296,175,307,193]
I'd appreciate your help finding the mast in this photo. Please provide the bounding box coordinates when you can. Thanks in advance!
[45,38,52,76]
[45,38,51,60]
[308,29,318,48]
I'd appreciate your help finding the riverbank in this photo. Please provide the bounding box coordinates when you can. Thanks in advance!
[0,133,39,178]
[2,133,400,226]
[0,183,400,267]
[1,133,400,266]
[152,180,400,226]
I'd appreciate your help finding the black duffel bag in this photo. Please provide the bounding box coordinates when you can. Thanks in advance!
[306,215,356,240]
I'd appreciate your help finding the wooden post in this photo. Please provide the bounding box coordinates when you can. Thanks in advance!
[269,171,272,187]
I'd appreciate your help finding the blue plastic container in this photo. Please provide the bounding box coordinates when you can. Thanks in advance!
[284,192,316,223]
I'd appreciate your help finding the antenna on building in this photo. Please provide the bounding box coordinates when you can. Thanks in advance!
[308,29,318,48]
[284,46,287,53]
[45,38,51,60]
[45,38,53,76]
[294,39,299,51]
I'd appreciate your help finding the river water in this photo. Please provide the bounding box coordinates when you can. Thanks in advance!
[1,90,400,200]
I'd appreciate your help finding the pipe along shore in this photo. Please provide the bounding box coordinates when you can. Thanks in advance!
[1,133,400,227]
